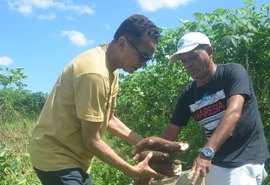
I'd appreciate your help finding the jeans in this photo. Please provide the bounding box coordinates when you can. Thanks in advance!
[205,164,268,185]
[34,167,92,185]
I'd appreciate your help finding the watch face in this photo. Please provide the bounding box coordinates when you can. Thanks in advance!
[204,148,213,156]
[203,147,214,158]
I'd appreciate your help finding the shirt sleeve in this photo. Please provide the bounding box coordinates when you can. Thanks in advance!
[224,64,251,98]
[74,73,109,122]
[170,88,191,127]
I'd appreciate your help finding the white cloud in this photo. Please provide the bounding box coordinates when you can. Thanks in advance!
[7,0,94,18]
[0,56,13,66]
[17,4,33,15]
[31,0,54,8]
[37,13,56,20]
[137,0,192,12]
[61,30,94,47]
[102,23,110,30]
[55,4,94,15]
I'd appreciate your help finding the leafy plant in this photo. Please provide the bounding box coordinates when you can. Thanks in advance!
[0,147,39,185]
[0,67,27,89]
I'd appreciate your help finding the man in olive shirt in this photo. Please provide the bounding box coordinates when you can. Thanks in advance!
[30,14,162,185]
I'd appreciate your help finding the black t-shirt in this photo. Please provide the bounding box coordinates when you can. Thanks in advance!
[170,63,269,168]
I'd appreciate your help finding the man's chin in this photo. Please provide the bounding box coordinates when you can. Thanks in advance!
[123,68,135,74]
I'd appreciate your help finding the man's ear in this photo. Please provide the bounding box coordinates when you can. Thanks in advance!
[117,36,128,51]
[206,46,213,57]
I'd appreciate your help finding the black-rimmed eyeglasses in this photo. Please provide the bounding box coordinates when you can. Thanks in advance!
[126,38,153,63]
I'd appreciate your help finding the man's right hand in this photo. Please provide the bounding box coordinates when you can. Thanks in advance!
[191,153,211,185]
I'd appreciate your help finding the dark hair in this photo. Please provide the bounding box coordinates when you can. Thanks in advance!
[195,44,210,50]
[113,14,160,44]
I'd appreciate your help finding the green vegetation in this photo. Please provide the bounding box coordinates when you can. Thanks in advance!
[0,67,47,184]
[1,1,269,184]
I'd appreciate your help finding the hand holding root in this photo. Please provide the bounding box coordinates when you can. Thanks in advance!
[132,137,189,185]
[190,154,211,185]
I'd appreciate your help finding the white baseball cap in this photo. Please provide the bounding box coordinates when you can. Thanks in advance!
[170,32,211,62]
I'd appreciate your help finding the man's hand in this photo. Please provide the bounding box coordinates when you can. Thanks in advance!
[134,152,165,178]
[191,153,211,185]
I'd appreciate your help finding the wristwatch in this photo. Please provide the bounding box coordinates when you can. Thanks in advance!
[201,147,215,159]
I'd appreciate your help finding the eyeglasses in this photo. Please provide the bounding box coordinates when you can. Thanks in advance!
[126,38,153,63]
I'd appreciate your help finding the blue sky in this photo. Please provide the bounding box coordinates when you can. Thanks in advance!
[0,0,268,93]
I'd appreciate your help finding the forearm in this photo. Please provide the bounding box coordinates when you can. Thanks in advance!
[206,111,240,151]
[205,95,244,151]
[161,123,180,141]
[108,115,143,145]
[85,136,138,177]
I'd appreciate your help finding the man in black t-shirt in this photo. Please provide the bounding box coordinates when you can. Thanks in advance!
[162,32,269,185]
